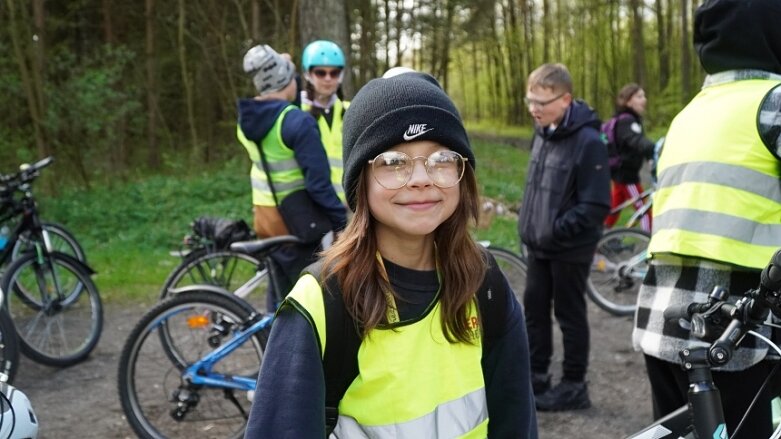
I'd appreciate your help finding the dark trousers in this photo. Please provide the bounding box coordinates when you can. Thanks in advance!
[644,354,773,439]
[523,254,590,382]
[267,242,319,311]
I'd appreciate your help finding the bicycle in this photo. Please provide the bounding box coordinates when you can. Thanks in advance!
[606,185,654,232]
[118,235,301,439]
[0,157,86,271]
[588,227,650,316]
[0,157,102,367]
[627,248,781,439]
[160,217,265,312]
[0,288,19,383]
[482,227,649,317]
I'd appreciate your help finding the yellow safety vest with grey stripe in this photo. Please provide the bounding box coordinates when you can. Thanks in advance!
[649,79,781,269]
[285,274,489,438]
[236,105,305,206]
[302,99,348,202]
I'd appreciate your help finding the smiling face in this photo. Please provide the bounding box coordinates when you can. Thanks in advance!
[367,140,461,243]
[526,85,572,128]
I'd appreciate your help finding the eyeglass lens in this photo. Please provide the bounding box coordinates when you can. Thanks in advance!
[312,68,342,79]
[371,151,466,189]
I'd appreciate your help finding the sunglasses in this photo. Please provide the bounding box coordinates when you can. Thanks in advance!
[311,68,342,79]
[368,150,468,190]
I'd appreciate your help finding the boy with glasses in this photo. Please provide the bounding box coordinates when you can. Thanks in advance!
[518,63,611,411]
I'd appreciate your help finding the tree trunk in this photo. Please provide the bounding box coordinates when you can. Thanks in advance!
[178,0,199,160]
[542,0,551,61]
[680,0,691,102]
[6,0,48,163]
[146,0,160,168]
[656,0,669,90]
[630,0,646,86]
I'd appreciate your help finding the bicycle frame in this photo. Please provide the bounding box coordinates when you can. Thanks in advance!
[181,313,274,391]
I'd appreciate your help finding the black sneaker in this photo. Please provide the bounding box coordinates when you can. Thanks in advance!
[535,380,591,411]
[531,373,551,396]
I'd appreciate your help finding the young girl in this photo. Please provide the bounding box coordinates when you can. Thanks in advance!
[301,40,349,203]
[603,83,656,231]
[244,71,538,438]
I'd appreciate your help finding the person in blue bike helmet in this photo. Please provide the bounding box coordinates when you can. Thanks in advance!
[301,40,349,204]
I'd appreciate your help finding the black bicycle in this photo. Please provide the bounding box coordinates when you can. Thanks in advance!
[628,248,781,439]
[0,157,102,367]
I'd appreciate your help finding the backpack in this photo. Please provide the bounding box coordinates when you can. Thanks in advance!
[304,252,508,432]
[190,217,255,250]
[600,113,632,171]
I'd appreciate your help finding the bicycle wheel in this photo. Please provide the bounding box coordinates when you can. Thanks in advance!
[587,228,650,316]
[118,290,267,439]
[11,222,86,262]
[160,250,268,313]
[487,246,527,304]
[0,310,20,383]
[2,252,103,366]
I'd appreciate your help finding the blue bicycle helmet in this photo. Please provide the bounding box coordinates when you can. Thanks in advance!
[302,40,345,71]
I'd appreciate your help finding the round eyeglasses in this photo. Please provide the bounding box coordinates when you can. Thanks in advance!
[368,150,468,190]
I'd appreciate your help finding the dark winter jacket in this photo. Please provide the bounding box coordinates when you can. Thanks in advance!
[518,100,611,263]
[237,98,347,231]
[611,109,655,184]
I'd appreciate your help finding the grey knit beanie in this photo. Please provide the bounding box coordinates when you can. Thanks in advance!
[242,44,296,95]
[342,70,474,210]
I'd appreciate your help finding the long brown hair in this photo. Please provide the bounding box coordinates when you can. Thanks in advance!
[320,164,486,344]
[616,83,642,113]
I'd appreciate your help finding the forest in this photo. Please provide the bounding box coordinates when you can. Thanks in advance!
[1,0,704,188]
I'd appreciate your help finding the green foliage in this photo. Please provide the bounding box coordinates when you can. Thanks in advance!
[472,138,528,205]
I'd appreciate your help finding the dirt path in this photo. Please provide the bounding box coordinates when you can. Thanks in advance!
[14,301,652,439]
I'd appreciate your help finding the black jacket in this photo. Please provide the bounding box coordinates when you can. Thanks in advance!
[611,109,655,184]
[518,100,611,263]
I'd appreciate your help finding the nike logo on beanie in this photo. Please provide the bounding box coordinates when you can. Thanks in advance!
[403,123,434,141]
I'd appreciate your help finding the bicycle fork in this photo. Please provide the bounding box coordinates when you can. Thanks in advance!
[681,348,728,439]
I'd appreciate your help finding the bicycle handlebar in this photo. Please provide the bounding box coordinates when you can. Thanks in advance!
[0,156,54,189]
[664,248,781,367]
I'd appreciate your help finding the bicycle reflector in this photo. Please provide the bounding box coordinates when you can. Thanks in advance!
[187,314,210,329]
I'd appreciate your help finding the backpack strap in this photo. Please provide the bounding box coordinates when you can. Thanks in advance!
[476,249,507,355]
[302,261,361,434]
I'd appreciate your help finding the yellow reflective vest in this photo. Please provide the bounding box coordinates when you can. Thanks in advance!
[650,79,781,268]
[285,274,489,438]
[302,99,348,202]
[236,105,306,206]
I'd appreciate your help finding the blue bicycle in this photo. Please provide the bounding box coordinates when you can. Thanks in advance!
[117,235,300,439]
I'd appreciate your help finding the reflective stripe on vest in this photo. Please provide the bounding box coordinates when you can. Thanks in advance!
[649,79,781,268]
[286,274,488,439]
[236,105,306,206]
[302,99,348,202]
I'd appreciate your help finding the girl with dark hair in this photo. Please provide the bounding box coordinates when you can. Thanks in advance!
[603,83,656,231]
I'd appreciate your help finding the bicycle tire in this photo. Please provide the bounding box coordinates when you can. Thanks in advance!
[0,310,20,383]
[160,250,268,312]
[587,228,650,317]
[486,246,527,304]
[2,252,103,366]
[11,222,86,262]
[118,290,267,439]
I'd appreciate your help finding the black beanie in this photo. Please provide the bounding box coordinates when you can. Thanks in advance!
[694,0,781,74]
[342,71,474,210]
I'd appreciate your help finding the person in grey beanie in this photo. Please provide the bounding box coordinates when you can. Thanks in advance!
[236,44,346,312]
[244,69,538,438]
